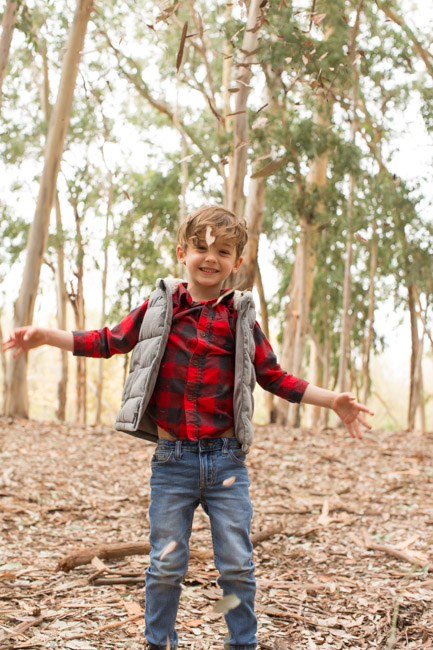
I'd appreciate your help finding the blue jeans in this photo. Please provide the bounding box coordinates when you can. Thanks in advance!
[145,437,257,650]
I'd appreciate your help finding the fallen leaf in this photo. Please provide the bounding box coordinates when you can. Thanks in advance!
[123,601,144,616]
[160,540,178,560]
[213,593,241,614]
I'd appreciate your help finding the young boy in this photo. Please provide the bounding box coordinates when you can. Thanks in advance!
[4,206,373,650]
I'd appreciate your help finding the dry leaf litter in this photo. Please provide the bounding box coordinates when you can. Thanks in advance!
[1,418,432,649]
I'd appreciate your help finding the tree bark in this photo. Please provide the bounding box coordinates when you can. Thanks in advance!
[95,176,113,426]
[233,176,266,290]
[337,0,362,393]
[255,262,274,423]
[407,284,420,431]
[0,0,19,106]
[69,201,86,425]
[227,0,264,217]
[55,194,69,421]
[5,0,94,417]
[362,222,378,404]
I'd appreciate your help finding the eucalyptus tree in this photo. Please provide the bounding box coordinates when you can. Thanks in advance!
[5,0,94,418]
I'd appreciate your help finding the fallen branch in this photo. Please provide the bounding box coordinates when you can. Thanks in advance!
[0,616,44,645]
[351,531,431,570]
[58,524,284,572]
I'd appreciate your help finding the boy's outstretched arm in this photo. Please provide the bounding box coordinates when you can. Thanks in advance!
[301,385,373,440]
[2,327,74,358]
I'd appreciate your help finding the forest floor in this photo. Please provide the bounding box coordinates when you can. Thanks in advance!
[1,418,433,650]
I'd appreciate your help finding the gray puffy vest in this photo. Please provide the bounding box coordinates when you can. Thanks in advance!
[114,277,257,452]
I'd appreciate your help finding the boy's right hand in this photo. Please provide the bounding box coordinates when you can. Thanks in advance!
[2,327,47,358]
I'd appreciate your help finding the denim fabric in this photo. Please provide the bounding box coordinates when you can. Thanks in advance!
[144,437,257,650]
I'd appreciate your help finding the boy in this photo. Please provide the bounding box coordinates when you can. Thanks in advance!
[4,206,373,650]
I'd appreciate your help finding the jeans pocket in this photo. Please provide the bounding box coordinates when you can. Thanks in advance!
[151,449,175,465]
[228,448,247,466]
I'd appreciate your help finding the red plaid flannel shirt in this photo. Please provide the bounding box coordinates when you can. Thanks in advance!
[74,283,308,439]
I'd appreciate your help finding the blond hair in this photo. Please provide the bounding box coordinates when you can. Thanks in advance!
[177,206,248,258]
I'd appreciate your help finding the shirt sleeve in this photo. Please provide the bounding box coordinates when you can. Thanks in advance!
[253,321,308,403]
[73,300,149,358]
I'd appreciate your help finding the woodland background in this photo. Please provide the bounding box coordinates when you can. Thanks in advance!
[1,3,433,649]
[1,0,433,430]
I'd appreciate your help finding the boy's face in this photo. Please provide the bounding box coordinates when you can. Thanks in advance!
[176,230,243,300]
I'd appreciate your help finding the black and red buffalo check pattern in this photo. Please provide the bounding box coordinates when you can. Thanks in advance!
[74,283,308,439]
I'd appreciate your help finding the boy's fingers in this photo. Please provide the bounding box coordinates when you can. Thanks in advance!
[357,415,372,430]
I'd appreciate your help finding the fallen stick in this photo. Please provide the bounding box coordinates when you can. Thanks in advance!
[0,616,44,644]
[57,524,284,572]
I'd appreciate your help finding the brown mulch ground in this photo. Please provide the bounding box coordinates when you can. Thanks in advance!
[1,417,433,650]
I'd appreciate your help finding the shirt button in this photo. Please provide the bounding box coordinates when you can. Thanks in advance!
[200,331,206,338]
[187,396,193,401]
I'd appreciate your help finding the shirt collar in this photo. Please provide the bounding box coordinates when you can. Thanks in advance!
[178,282,234,307]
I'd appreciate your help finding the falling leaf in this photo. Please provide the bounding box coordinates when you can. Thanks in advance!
[213,593,241,614]
[302,54,309,65]
[285,56,293,63]
[312,13,327,25]
[154,228,168,249]
[176,21,188,72]
[251,158,286,179]
[223,476,236,487]
[122,189,131,201]
[160,540,178,560]
[354,233,368,243]
[252,116,269,130]
[179,153,195,163]
[319,51,328,60]
[205,226,215,246]
[228,87,240,93]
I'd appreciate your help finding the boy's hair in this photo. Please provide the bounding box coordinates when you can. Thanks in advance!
[177,206,248,259]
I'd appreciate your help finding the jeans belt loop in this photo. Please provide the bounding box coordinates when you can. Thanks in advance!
[222,437,229,456]
[175,440,182,460]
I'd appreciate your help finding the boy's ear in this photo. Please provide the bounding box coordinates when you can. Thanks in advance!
[176,244,186,264]
[231,256,244,274]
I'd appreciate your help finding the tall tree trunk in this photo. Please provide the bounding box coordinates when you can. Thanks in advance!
[255,262,274,423]
[233,176,266,290]
[95,176,113,426]
[362,221,378,404]
[5,0,94,417]
[55,194,69,421]
[338,227,354,393]
[407,284,420,430]
[338,0,362,393]
[227,0,263,216]
[0,0,19,106]
[69,202,86,425]
[417,336,425,433]
[0,317,8,413]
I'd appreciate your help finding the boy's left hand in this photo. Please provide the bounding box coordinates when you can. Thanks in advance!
[332,392,373,440]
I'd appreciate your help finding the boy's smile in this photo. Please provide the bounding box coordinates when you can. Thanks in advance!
[176,232,243,302]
